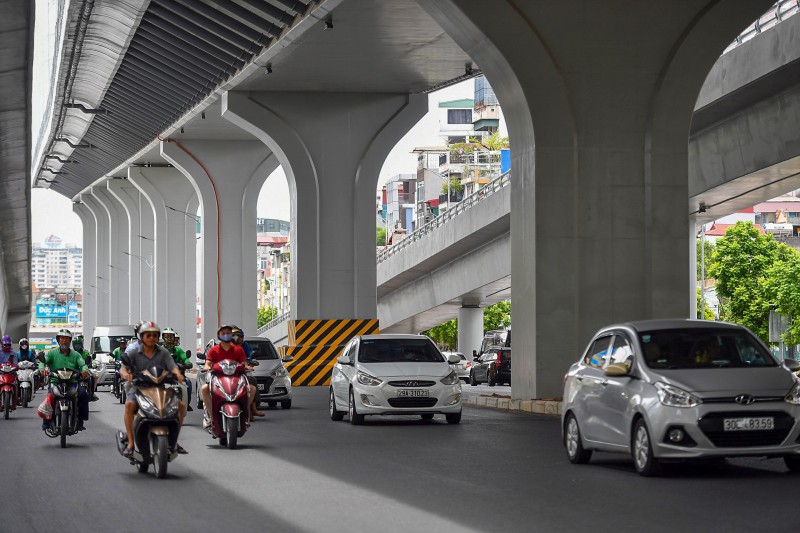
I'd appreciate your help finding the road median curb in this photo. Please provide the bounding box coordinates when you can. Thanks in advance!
[465,394,562,416]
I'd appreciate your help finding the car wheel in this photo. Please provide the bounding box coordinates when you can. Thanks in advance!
[445,412,461,424]
[632,419,661,476]
[565,413,592,464]
[487,371,496,387]
[469,371,477,387]
[784,456,800,473]
[348,389,364,425]
[329,388,344,421]
[420,413,434,421]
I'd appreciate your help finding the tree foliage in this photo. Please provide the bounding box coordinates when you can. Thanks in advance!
[764,255,800,345]
[423,319,457,351]
[376,226,387,246]
[709,222,796,341]
[449,132,509,152]
[440,176,464,194]
[257,306,279,328]
[484,300,511,332]
[696,287,715,320]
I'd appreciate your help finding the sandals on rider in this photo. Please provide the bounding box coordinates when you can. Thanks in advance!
[122,447,134,457]
[176,444,188,454]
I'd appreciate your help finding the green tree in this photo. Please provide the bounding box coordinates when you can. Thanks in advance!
[484,300,511,332]
[709,221,796,341]
[257,306,279,328]
[696,287,715,320]
[764,253,800,345]
[422,319,458,351]
[376,226,387,246]
[440,176,464,195]
[696,239,715,281]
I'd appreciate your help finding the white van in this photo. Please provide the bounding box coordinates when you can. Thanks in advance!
[91,325,134,386]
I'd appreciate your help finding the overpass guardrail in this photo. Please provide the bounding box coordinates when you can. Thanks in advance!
[377,170,510,264]
[724,0,799,54]
[256,308,291,336]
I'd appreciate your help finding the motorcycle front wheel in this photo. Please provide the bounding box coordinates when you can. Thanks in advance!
[2,391,9,419]
[226,421,238,450]
[60,410,68,448]
[152,434,169,479]
[22,389,29,408]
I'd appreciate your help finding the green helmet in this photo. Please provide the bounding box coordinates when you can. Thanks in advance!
[56,328,73,340]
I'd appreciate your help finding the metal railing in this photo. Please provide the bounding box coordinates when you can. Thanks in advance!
[377,170,510,264]
[256,308,291,335]
[724,0,799,54]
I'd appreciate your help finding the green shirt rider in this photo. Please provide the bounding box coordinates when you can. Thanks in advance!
[162,327,193,411]
[72,335,99,401]
[39,329,90,431]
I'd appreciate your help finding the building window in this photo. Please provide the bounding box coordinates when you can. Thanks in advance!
[447,109,472,125]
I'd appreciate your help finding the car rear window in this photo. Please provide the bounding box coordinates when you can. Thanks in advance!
[499,349,511,361]
[359,338,445,363]
[638,328,777,369]
[249,340,279,360]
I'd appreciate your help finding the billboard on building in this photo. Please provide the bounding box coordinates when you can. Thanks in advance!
[36,304,68,318]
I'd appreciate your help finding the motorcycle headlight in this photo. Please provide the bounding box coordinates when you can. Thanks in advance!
[655,382,701,408]
[357,371,383,387]
[136,392,160,418]
[57,370,74,381]
[163,392,180,417]
[219,361,237,376]
[785,380,800,405]
[270,365,287,378]
[440,370,460,385]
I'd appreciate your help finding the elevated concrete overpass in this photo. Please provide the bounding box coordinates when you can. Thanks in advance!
[35,0,790,397]
[0,0,33,339]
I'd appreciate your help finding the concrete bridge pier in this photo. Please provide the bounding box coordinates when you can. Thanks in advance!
[458,306,483,359]
[81,191,111,327]
[161,140,278,342]
[107,178,145,323]
[422,0,769,399]
[128,166,199,346]
[92,185,130,325]
[73,200,97,338]
[220,90,427,385]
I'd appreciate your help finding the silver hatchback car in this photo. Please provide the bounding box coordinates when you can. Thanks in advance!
[562,319,800,476]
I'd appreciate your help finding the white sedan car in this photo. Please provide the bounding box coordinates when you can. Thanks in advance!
[329,334,463,425]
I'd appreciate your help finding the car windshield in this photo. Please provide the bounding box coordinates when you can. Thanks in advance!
[638,328,777,369]
[249,340,279,360]
[92,336,123,353]
[359,339,445,363]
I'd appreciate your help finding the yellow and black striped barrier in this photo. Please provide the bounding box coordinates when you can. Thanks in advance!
[283,319,379,386]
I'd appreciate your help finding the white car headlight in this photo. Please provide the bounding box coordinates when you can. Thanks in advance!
[440,370,459,385]
[785,380,800,405]
[356,371,382,386]
[270,365,287,378]
[654,382,701,408]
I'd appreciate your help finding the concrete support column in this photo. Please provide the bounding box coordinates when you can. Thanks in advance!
[458,306,483,359]
[690,217,699,318]
[107,178,143,323]
[219,90,427,386]
[421,0,768,399]
[160,141,276,341]
[73,199,97,337]
[82,192,110,326]
[129,166,198,342]
[93,185,129,325]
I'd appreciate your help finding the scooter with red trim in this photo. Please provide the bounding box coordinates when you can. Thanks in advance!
[206,359,249,449]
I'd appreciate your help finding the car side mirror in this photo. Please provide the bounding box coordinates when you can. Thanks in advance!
[282,355,293,363]
[336,355,353,365]
[783,359,800,372]
[185,350,192,358]
[604,363,631,377]
[447,353,461,364]
[196,352,205,361]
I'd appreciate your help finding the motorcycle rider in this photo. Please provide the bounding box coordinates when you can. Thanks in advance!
[17,338,35,362]
[162,327,193,412]
[120,321,187,456]
[232,326,264,420]
[39,329,90,431]
[0,335,17,364]
[72,335,98,401]
[111,337,128,397]
[200,324,256,429]
[125,321,145,355]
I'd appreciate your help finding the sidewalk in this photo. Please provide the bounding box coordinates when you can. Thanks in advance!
[464,393,562,416]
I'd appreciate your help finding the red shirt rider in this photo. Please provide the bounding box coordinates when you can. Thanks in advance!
[206,342,247,366]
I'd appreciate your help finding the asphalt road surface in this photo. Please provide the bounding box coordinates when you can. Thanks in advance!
[3,385,798,533]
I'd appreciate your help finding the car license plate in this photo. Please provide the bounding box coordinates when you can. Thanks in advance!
[397,389,429,397]
[723,417,774,431]
[257,383,265,391]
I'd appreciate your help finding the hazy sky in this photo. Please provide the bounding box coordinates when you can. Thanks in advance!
[32,80,494,246]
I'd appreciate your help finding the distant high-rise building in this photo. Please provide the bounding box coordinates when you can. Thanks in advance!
[31,235,82,290]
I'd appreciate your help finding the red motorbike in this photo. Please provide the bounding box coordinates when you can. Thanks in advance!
[0,363,19,420]
[206,359,249,449]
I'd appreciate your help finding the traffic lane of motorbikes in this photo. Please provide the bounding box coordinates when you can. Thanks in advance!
[5,384,800,533]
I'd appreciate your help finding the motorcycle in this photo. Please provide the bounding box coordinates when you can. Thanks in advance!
[44,369,81,448]
[115,368,182,479]
[206,359,249,449]
[16,360,36,408]
[112,360,125,404]
[0,363,19,419]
